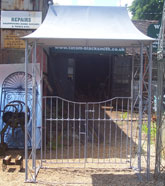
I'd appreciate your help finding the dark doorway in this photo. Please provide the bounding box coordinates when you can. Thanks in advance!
[48,51,132,102]
[75,55,111,101]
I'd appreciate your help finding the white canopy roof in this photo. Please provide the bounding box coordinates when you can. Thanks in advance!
[23,5,154,47]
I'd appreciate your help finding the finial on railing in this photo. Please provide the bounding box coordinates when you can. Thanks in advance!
[48,0,53,6]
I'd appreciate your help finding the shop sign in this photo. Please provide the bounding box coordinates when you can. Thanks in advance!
[147,22,161,51]
[53,47,125,54]
[4,34,25,49]
[1,11,42,29]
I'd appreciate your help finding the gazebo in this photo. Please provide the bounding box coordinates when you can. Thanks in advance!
[23,4,154,183]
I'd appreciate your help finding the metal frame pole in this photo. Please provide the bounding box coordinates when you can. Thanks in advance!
[25,40,28,182]
[32,41,37,181]
[155,61,163,176]
[85,103,88,164]
[130,48,135,168]
[147,43,152,180]
[138,42,144,179]
[40,47,44,167]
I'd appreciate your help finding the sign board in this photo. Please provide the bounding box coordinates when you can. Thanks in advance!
[1,11,42,29]
[1,30,32,49]
[52,47,125,54]
[147,22,161,51]
[4,35,25,49]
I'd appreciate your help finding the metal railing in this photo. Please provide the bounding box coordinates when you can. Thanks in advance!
[42,96,133,166]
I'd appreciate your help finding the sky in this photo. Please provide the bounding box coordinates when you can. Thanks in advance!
[53,0,134,7]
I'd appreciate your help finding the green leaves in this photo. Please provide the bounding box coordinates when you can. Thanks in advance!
[129,0,164,20]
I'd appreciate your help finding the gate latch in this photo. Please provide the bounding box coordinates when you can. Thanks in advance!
[85,110,95,113]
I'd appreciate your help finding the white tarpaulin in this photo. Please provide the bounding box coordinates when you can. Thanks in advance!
[23,5,154,47]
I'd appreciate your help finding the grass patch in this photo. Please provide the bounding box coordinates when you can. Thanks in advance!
[142,122,156,143]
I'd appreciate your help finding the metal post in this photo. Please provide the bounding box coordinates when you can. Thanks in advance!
[32,41,37,181]
[147,43,152,180]
[85,103,88,163]
[155,57,163,176]
[25,40,28,182]
[40,47,44,167]
[138,42,144,179]
[130,48,135,168]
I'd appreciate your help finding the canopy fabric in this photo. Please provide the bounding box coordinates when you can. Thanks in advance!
[23,5,154,47]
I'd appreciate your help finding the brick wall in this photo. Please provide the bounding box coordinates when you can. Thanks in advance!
[0,0,48,65]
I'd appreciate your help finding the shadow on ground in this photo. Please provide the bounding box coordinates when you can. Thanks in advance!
[91,173,165,186]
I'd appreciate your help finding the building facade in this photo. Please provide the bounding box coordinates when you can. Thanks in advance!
[0,0,48,64]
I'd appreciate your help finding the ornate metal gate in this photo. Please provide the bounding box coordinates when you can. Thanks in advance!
[42,96,133,166]
[0,72,32,149]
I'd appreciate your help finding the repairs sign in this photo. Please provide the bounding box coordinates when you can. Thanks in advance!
[1,11,42,29]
